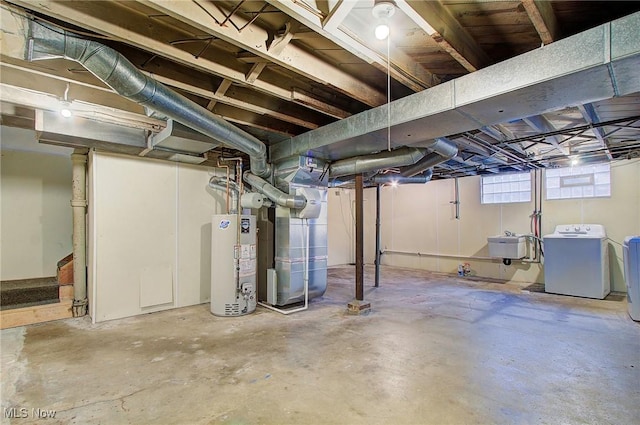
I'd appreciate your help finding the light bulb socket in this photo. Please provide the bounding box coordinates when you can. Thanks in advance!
[372,0,396,19]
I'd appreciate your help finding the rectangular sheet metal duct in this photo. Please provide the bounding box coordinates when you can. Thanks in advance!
[271,12,640,162]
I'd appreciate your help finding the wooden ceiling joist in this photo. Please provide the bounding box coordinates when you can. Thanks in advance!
[522,0,560,45]
[139,0,385,107]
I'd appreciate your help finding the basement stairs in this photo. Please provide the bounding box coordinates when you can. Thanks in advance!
[0,254,75,329]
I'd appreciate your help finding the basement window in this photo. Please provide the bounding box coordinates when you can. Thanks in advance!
[481,172,531,204]
[545,163,611,200]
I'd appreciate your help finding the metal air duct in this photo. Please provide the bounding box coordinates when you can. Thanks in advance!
[371,169,433,184]
[329,147,426,178]
[26,21,270,177]
[400,138,458,177]
[243,173,307,209]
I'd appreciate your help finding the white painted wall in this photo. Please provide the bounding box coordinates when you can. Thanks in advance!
[1,127,73,280]
[327,159,640,292]
[88,151,225,322]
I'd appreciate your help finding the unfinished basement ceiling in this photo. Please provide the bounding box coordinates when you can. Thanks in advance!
[1,1,639,177]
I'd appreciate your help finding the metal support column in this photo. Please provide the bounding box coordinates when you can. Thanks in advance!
[347,175,371,314]
[374,184,381,287]
[355,174,364,301]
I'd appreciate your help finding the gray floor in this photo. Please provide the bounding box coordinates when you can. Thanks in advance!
[2,266,639,425]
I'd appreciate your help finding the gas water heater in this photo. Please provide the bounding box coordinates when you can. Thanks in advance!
[211,214,257,316]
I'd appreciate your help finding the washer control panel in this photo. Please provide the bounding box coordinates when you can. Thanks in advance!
[555,224,606,238]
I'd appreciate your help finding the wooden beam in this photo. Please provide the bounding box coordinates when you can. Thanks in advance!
[292,88,350,120]
[211,103,302,137]
[522,0,559,45]
[6,0,319,112]
[206,79,232,111]
[0,82,163,131]
[116,45,339,126]
[1,299,73,329]
[395,0,491,72]
[266,0,439,91]
[140,0,385,106]
[150,73,321,129]
[322,0,357,32]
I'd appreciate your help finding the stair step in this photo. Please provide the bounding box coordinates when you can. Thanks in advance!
[1,277,59,311]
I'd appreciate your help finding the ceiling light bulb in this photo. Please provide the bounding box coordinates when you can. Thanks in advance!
[571,158,579,166]
[60,99,73,118]
[375,24,390,40]
[390,180,398,188]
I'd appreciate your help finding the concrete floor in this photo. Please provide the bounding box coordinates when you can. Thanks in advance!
[2,265,639,425]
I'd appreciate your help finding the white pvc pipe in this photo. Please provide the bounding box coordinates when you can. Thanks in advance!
[71,150,88,316]
[258,219,310,315]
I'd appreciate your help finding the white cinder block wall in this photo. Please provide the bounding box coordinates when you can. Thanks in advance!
[327,159,640,292]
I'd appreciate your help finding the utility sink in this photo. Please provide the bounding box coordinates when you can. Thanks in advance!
[488,234,526,259]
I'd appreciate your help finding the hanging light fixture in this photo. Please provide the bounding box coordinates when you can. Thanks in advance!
[60,83,72,118]
[372,0,395,40]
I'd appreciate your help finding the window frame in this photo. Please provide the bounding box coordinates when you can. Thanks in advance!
[545,163,611,200]
[481,171,532,205]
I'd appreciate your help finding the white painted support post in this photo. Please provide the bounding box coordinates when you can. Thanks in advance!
[71,150,88,316]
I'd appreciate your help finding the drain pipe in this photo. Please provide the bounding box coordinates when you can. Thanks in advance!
[71,149,88,317]
[26,21,270,177]
[243,173,306,209]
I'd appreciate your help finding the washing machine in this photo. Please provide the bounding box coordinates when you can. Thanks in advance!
[543,224,610,299]
[623,236,640,321]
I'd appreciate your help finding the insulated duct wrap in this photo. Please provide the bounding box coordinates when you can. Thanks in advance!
[26,21,270,177]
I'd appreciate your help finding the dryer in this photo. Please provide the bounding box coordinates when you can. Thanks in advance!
[623,236,640,321]
[543,224,610,299]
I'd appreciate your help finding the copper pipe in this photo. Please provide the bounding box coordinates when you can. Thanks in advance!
[216,159,231,214]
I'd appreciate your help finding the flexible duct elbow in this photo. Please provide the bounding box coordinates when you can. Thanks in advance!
[26,21,271,178]
[401,138,458,177]
[329,147,426,178]
[243,173,306,209]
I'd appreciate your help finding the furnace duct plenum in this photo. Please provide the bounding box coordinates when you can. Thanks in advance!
[26,20,271,178]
